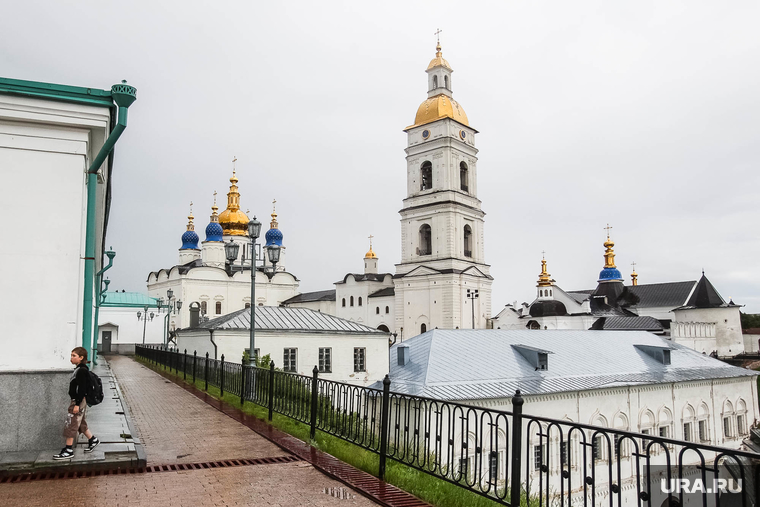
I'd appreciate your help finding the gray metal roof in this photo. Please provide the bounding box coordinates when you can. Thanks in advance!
[281,289,336,304]
[594,316,664,331]
[369,287,395,298]
[569,281,697,309]
[194,306,383,334]
[383,329,756,400]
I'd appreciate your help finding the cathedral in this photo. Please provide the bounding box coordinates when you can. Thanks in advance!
[282,42,492,340]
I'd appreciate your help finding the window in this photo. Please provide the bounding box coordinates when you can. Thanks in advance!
[215,301,222,315]
[354,348,366,372]
[533,444,545,471]
[385,306,390,314]
[641,428,651,451]
[540,290,543,297]
[683,422,693,442]
[488,451,498,481]
[738,415,746,435]
[698,420,708,442]
[723,417,732,438]
[460,162,468,192]
[420,161,432,191]
[463,225,472,258]
[560,441,568,465]
[319,348,332,373]
[244,302,251,309]
[421,323,427,334]
[433,75,438,88]
[200,301,207,314]
[358,297,362,306]
[342,298,346,307]
[444,75,449,89]
[418,224,432,255]
[377,324,390,332]
[376,307,380,314]
[613,434,624,458]
[593,435,604,462]
[283,348,297,372]
[659,426,669,439]
[350,296,354,307]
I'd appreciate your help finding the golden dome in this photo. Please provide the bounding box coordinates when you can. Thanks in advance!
[407,94,469,130]
[365,246,377,259]
[218,169,249,236]
[427,43,452,71]
[537,257,552,287]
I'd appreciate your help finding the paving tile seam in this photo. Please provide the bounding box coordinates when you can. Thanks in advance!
[0,455,304,484]
[140,360,433,507]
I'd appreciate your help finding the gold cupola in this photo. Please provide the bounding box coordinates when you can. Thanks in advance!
[537,255,553,287]
[365,234,377,259]
[218,168,249,236]
[405,41,470,131]
[631,262,638,286]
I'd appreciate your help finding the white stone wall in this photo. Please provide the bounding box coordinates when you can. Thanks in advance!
[175,328,389,386]
[98,306,166,348]
[0,95,111,371]
[674,306,744,356]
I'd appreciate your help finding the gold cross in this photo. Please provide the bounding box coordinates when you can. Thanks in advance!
[232,156,237,173]
[213,191,217,205]
[189,201,193,214]
[604,223,613,237]
[541,250,546,260]
[272,199,277,213]
[368,234,374,248]
[434,28,442,44]
[631,261,637,270]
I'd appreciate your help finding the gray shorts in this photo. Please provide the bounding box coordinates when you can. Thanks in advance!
[63,400,88,438]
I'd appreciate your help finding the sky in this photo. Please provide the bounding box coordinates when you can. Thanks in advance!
[2,1,760,312]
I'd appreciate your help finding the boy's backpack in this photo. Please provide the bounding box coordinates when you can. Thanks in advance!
[86,370,104,406]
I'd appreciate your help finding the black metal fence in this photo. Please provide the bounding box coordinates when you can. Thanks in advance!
[136,345,760,506]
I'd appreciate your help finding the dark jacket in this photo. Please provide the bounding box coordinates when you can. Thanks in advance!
[69,364,90,405]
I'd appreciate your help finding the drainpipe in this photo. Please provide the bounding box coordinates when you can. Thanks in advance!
[209,330,218,360]
[92,248,116,365]
[81,81,137,361]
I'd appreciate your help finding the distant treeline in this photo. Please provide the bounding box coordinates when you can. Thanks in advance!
[740,312,760,330]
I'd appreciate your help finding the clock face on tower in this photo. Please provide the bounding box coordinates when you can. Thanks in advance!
[422,129,430,140]
[459,130,466,140]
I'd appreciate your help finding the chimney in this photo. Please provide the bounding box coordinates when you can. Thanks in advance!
[189,302,201,328]
[397,344,410,366]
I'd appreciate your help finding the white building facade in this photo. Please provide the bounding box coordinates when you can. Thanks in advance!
[0,77,135,452]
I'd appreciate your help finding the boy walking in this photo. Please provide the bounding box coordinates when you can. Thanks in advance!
[53,347,100,460]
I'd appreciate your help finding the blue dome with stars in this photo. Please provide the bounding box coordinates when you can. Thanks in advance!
[598,267,623,282]
[265,227,283,246]
[181,229,200,250]
[205,222,223,242]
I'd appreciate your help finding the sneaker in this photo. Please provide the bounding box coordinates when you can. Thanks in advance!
[53,447,74,460]
[84,437,100,453]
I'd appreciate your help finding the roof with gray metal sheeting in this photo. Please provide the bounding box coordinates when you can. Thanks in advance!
[196,306,383,334]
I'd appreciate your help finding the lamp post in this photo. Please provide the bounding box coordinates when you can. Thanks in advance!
[157,288,181,348]
[224,216,281,365]
[92,247,116,365]
[137,305,155,345]
[466,289,479,329]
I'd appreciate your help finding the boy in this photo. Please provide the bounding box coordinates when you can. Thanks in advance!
[53,347,100,460]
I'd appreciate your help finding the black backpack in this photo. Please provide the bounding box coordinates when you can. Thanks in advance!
[86,370,104,406]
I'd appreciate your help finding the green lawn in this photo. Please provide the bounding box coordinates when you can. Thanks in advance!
[134,356,535,507]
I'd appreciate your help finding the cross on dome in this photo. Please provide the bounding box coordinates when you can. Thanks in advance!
[365,234,377,259]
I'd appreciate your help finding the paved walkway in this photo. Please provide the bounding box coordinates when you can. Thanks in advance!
[0,356,379,506]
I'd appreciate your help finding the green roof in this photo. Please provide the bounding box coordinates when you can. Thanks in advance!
[101,292,159,308]
[0,77,114,108]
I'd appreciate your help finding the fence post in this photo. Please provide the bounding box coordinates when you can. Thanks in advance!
[204,352,209,391]
[268,360,275,421]
[378,374,391,481]
[192,350,197,384]
[241,354,247,406]
[310,366,319,440]
[509,389,524,507]
[183,349,187,380]
[220,354,225,397]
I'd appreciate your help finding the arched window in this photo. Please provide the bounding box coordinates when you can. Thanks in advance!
[421,323,427,334]
[540,290,543,297]
[244,303,251,309]
[463,225,472,258]
[444,75,449,89]
[342,298,346,307]
[385,306,390,314]
[460,161,468,192]
[418,224,432,256]
[378,324,390,332]
[215,301,222,315]
[376,307,380,314]
[420,161,432,191]
[432,75,438,88]
[358,297,363,306]
[200,301,207,314]
[350,296,354,307]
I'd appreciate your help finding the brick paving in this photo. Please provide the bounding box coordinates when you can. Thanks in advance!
[0,356,379,506]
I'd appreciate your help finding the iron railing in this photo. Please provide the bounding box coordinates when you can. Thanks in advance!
[135,345,760,506]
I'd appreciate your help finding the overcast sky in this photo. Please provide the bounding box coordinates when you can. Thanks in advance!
[3,1,759,312]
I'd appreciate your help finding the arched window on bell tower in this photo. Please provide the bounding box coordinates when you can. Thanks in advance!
[418,224,432,256]
[420,161,432,191]
[432,75,438,89]
[444,75,449,90]
[463,225,472,258]
[460,162,468,192]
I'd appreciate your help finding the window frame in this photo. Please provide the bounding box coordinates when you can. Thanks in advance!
[283,348,297,373]
[318,347,332,373]
[353,347,366,373]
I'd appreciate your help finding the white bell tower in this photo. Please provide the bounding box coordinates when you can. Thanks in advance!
[394,40,492,338]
